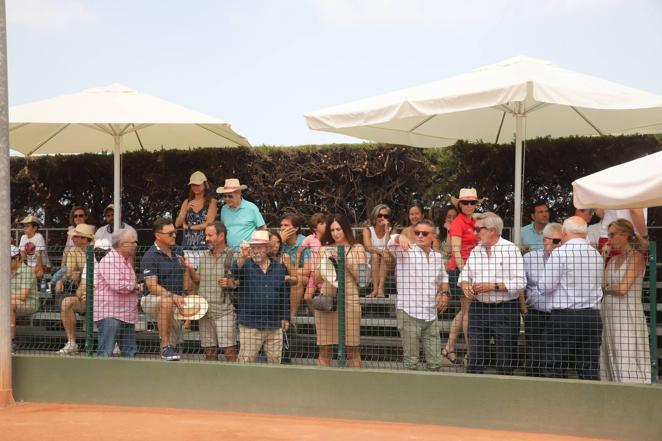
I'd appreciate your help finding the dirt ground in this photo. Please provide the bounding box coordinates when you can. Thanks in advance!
[0,402,608,441]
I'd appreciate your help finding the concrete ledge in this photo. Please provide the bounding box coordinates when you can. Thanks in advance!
[12,355,662,441]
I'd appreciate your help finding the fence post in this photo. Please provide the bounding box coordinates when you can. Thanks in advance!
[648,241,658,384]
[85,244,94,356]
[337,245,346,367]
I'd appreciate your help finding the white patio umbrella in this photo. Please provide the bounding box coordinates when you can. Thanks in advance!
[572,150,662,209]
[305,55,662,243]
[9,83,250,229]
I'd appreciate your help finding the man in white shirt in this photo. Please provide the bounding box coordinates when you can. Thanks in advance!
[538,216,603,380]
[522,222,562,377]
[388,219,449,371]
[95,204,137,244]
[459,212,526,375]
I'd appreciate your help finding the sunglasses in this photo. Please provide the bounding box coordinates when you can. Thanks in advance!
[474,226,487,234]
[222,194,235,199]
[157,230,177,237]
[460,200,478,206]
[413,230,430,237]
[73,214,86,218]
[377,213,390,219]
[545,237,562,244]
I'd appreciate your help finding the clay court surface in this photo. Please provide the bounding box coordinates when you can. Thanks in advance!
[0,402,608,441]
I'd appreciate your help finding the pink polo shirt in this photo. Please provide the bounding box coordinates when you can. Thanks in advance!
[93,249,140,324]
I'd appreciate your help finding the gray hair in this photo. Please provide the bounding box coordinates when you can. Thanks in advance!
[562,217,588,235]
[474,212,503,236]
[542,222,562,237]
[369,204,391,226]
[112,228,136,249]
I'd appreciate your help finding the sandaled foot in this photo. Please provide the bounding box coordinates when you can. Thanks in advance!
[367,291,378,298]
[442,348,462,365]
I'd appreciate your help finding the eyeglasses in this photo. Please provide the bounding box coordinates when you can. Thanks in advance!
[545,237,562,244]
[474,226,487,234]
[377,213,390,219]
[460,200,478,206]
[222,194,235,199]
[157,230,177,237]
[413,230,430,237]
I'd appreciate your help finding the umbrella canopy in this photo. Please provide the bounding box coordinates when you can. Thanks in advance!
[572,151,662,209]
[305,55,662,242]
[9,84,250,229]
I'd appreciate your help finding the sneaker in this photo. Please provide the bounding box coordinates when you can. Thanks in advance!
[112,343,121,356]
[11,341,17,355]
[57,341,79,355]
[160,346,180,361]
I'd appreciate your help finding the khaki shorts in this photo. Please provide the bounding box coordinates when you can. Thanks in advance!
[14,299,38,317]
[139,295,183,344]
[199,303,237,348]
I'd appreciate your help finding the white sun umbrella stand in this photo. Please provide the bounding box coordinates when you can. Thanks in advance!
[305,55,662,243]
[573,150,662,210]
[9,84,250,230]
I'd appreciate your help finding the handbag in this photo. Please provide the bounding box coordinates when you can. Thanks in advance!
[311,291,337,312]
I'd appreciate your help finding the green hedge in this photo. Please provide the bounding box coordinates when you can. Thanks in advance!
[10,135,661,229]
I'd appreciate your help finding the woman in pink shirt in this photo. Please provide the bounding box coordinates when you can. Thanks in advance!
[443,188,482,365]
[300,213,327,307]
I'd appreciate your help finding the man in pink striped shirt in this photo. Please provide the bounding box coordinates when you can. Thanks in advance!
[93,229,141,357]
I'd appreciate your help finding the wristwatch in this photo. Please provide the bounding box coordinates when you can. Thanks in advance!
[494,282,499,291]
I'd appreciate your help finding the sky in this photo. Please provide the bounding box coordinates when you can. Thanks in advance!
[6,0,662,147]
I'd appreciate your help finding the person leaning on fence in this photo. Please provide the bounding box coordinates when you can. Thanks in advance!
[314,213,366,368]
[18,215,47,279]
[140,218,190,361]
[217,178,266,249]
[600,218,651,384]
[10,245,39,354]
[387,219,450,371]
[279,213,309,325]
[522,222,563,377]
[459,212,526,375]
[233,230,290,364]
[538,216,604,380]
[363,204,395,298]
[181,222,239,362]
[55,223,95,295]
[56,224,96,355]
[93,229,142,357]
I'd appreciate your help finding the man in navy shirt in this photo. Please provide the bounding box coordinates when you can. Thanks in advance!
[234,230,290,364]
[140,218,188,361]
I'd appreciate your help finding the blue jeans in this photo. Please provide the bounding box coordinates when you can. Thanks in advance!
[96,318,137,357]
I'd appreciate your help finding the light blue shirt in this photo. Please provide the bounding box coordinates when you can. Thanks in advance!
[523,249,552,312]
[538,238,603,310]
[281,233,307,267]
[520,223,544,251]
[221,199,266,248]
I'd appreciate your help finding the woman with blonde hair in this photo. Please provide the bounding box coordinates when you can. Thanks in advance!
[600,218,651,383]
[362,204,395,297]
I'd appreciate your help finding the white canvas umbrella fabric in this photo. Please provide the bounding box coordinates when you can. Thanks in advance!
[305,56,662,243]
[572,151,662,209]
[9,84,250,229]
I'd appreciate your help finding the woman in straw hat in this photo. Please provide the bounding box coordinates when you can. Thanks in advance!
[175,171,218,249]
[443,188,483,365]
[315,213,366,368]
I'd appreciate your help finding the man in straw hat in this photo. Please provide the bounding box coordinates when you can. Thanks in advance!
[10,245,38,354]
[217,178,266,249]
[182,221,239,362]
[233,230,290,364]
[140,218,190,361]
[56,223,96,355]
[94,229,142,357]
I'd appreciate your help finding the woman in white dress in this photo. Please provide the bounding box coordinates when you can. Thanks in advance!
[601,218,651,384]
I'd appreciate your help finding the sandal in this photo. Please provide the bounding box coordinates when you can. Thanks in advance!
[442,348,463,366]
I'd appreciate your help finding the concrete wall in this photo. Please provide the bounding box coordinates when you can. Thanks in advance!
[12,355,662,441]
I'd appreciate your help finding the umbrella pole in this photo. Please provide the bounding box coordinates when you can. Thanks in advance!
[513,113,523,245]
[113,135,121,232]
[0,0,15,407]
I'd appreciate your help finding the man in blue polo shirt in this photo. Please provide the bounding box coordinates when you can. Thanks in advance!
[233,230,290,364]
[217,178,266,249]
[520,200,550,253]
[140,218,188,361]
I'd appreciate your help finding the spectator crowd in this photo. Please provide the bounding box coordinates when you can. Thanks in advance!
[10,172,653,384]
